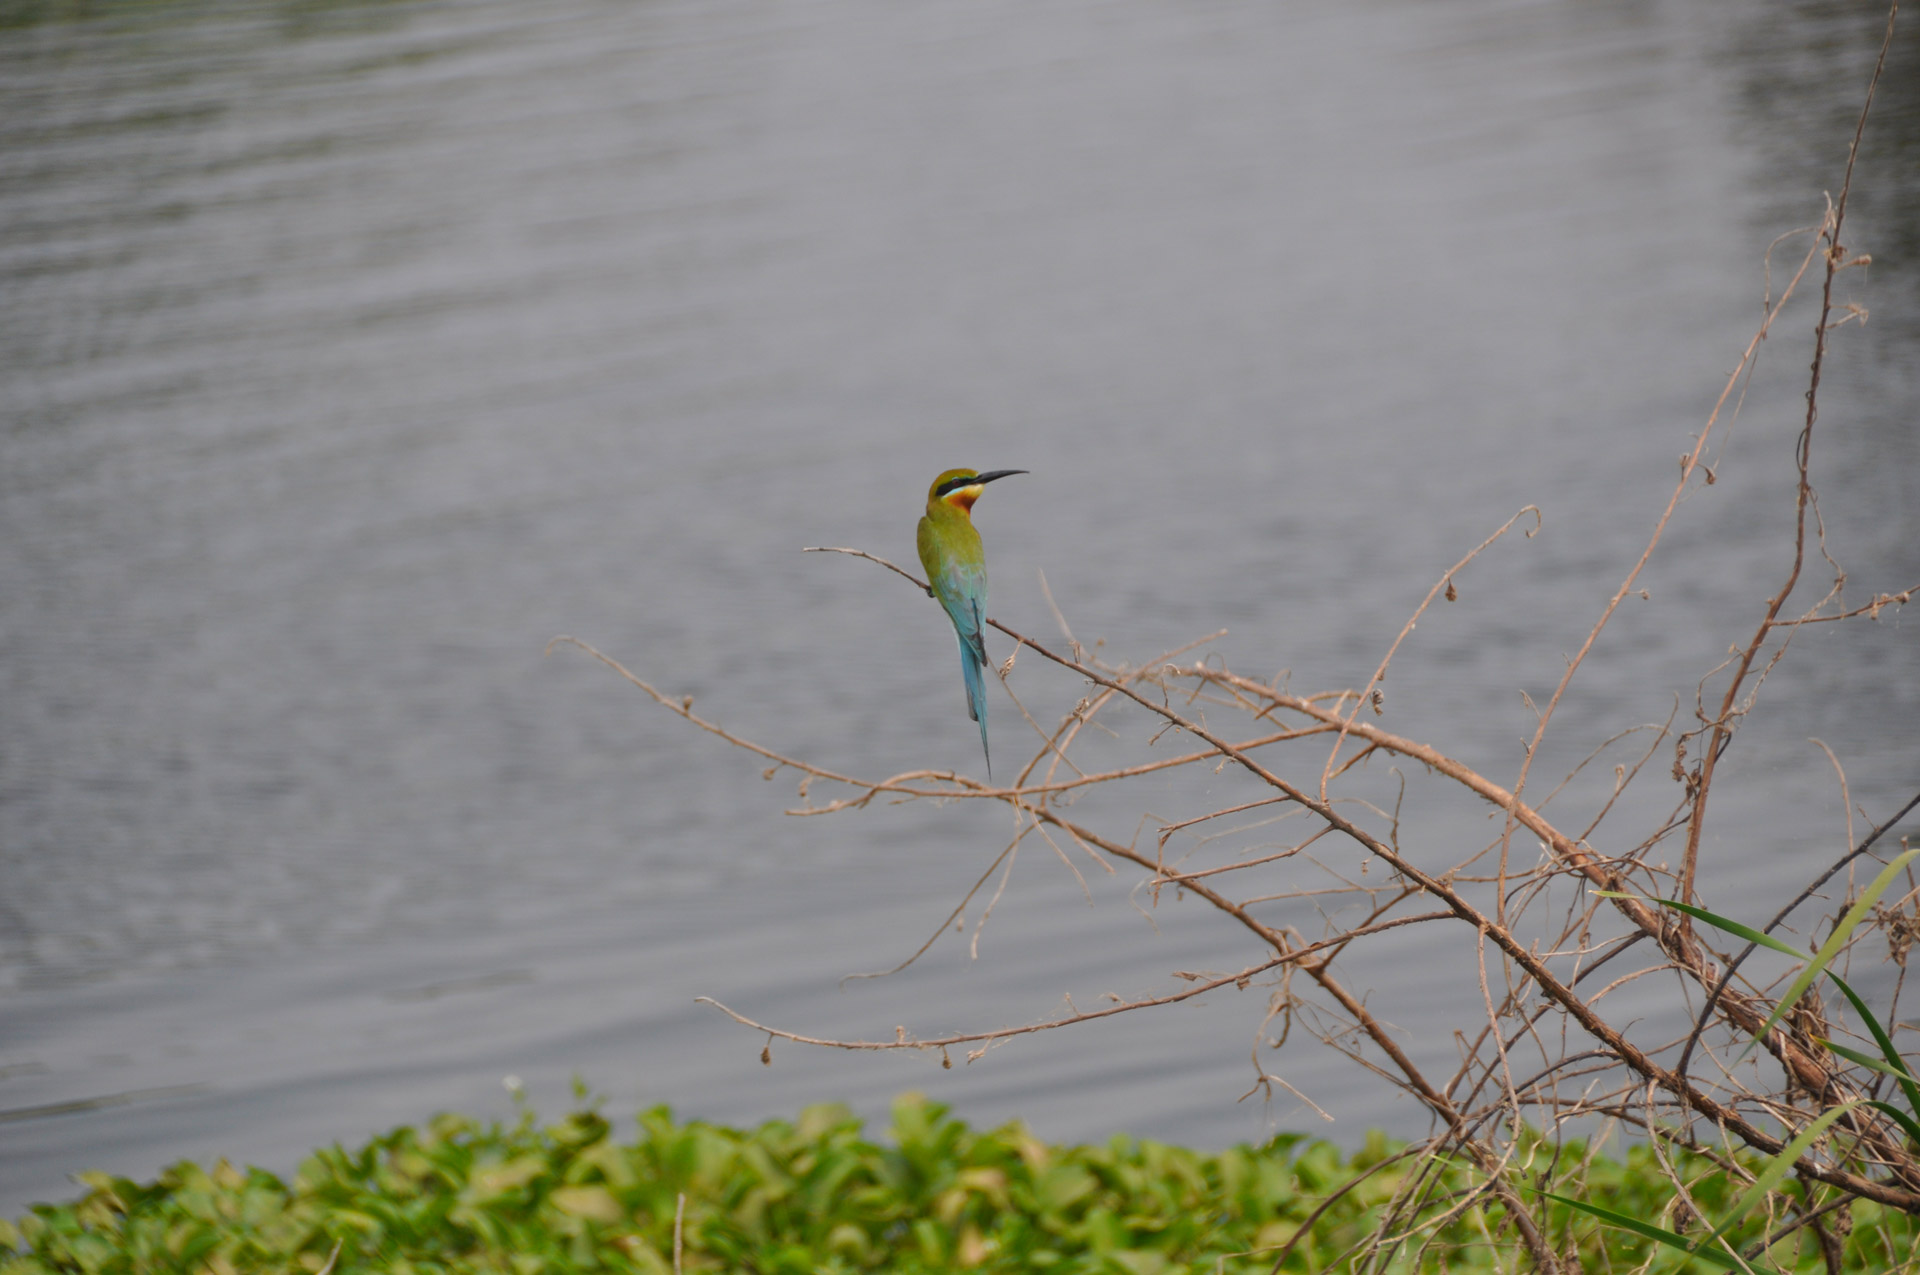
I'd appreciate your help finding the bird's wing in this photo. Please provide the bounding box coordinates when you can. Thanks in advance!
[937,562,988,659]
[933,562,990,725]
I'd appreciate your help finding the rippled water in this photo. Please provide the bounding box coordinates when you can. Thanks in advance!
[2,0,1915,1215]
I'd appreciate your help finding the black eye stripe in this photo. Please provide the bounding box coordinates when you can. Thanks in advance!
[934,475,980,498]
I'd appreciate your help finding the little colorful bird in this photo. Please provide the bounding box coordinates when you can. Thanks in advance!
[916,467,1027,776]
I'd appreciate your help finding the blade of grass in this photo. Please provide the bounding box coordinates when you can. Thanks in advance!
[1699,1101,1863,1255]
[1818,975,1920,1120]
[1607,895,1806,958]
[1813,1043,1920,1141]
[1754,848,1920,1045]
[1819,1038,1917,1084]
[1536,1191,1750,1272]
[1861,1099,1920,1148]
[1619,890,1920,1173]
[1549,1096,1868,1268]
[1614,874,1920,1082]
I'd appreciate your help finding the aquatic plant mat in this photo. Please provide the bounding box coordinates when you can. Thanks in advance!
[7,1096,1918,1273]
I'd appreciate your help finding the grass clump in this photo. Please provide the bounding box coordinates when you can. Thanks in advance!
[5,1094,1916,1273]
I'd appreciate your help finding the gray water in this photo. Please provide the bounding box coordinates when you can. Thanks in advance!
[3,0,1916,1217]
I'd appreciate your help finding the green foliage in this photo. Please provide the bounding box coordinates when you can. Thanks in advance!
[7,1096,1918,1273]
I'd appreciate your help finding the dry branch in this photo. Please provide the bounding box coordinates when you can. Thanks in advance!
[557,7,1919,1264]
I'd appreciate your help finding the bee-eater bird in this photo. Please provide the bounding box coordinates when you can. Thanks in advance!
[917,467,1027,776]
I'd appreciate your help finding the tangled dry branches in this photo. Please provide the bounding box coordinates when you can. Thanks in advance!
[555,10,1917,1272]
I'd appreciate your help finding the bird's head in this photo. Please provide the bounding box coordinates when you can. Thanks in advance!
[927,467,1027,514]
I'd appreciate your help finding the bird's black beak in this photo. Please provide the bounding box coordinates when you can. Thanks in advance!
[973,469,1028,486]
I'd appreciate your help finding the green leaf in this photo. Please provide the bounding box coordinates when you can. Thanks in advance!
[1755,847,1920,1045]
[1818,1038,1916,1083]
[1537,1191,1749,1271]
[1646,898,1810,959]
[1817,975,1920,1120]
[1642,848,1920,1068]
[1860,1099,1920,1148]
[1701,1101,1862,1253]
[547,1185,625,1225]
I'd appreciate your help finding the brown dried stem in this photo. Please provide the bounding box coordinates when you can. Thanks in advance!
[557,9,1919,1259]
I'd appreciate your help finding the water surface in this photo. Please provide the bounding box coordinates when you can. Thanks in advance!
[2,0,1915,1215]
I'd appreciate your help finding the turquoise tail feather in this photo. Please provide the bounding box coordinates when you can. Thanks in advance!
[955,603,991,777]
